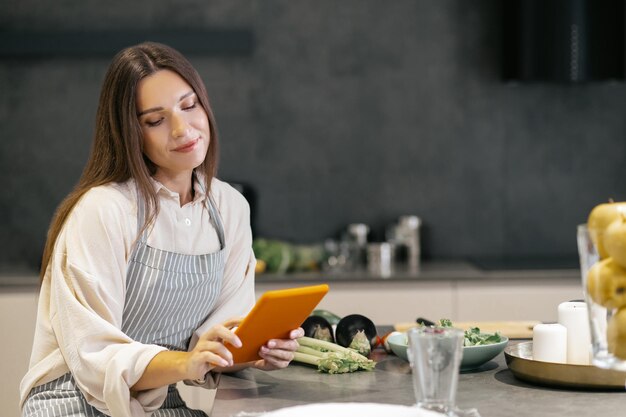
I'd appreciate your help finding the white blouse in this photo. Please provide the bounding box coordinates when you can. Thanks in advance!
[20,176,256,416]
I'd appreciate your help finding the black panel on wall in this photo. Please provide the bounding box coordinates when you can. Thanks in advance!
[0,30,254,58]
[503,0,626,82]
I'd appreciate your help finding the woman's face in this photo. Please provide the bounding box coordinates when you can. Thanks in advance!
[136,69,210,181]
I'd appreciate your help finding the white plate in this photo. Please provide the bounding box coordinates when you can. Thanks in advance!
[234,402,443,417]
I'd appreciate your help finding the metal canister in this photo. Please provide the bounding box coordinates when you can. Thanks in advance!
[347,223,369,268]
[367,242,395,277]
[396,215,421,272]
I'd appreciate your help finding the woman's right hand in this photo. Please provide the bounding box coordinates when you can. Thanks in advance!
[186,318,242,381]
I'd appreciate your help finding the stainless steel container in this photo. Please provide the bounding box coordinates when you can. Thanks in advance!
[367,242,395,277]
[389,215,421,272]
[347,223,369,268]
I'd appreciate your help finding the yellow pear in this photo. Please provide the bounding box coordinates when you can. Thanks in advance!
[607,308,626,360]
[587,201,626,258]
[604,214,626,268]
[586,258,626,310]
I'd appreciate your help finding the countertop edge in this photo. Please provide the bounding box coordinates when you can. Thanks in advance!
[0,261,581,289]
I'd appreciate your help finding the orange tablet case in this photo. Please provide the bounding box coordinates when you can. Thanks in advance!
[229,284,329,363]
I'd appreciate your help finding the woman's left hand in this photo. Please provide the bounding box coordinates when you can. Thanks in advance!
[253,327,304,370]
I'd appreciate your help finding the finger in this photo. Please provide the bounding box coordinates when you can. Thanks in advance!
[265,339,299,352]
[289,327,305,339]
[258,349,293,369]
[198,324,227,341]
[209,326,241,348]
[198,325,242,348]
[259,345,296,362]
[197,350,232,368]
[258,357,289,370]
[222,317,244,329]
[213,326,242,348]
[194,339,235,359]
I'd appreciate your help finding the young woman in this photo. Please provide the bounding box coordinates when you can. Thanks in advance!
[20,42,302,417]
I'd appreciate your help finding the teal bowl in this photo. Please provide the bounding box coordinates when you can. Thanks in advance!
[387,332,509,372]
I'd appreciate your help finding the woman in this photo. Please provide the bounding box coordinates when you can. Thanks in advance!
[20,42,302,417]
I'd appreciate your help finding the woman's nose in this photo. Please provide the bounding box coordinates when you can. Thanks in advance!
[171,113,191,138]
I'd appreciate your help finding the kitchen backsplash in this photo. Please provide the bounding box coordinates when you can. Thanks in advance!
[2,0,626,273]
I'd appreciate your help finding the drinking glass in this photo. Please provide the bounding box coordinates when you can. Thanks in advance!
[577,224,626,371]
[407,327,480,416]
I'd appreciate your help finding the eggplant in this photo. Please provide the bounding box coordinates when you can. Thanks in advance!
[301,315,335,343]
[335,314,378,356]
[312,309,342,326]
[416,317,436,327]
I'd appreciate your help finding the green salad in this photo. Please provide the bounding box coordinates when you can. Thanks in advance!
[437,319,503,346]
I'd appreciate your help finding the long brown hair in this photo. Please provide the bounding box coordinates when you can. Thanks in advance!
[40,42,219,281]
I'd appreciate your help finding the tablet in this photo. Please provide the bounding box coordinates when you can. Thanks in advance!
[228,284,329,363]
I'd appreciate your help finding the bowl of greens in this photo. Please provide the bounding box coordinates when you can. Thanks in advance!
[459,329,509,371]
[387,324,509,372]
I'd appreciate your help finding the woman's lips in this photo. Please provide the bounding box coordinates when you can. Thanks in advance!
[172,138,199,152]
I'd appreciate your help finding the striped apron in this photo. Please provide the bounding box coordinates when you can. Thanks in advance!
[23,190,226,417]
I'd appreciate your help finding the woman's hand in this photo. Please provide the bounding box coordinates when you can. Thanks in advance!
[185,318,242,381]
[131,319,242,391]
[253,327,305,371]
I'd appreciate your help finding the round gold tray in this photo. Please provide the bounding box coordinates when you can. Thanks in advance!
[504,342,626,390]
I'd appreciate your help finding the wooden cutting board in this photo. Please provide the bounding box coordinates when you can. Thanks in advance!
[394,320,540,339]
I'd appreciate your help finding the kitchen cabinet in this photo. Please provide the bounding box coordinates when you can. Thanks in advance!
[455,278,583,321]
[0,288,38,417]
[256,280,455,325]
[255,261,583,324]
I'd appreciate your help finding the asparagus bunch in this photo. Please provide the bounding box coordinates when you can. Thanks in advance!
[293,336,376,374]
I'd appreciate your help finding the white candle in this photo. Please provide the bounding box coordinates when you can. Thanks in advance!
[558,301,591,365]
[533,323,567,363]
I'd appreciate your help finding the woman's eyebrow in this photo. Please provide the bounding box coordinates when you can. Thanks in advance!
[137,91,196,116]
[179,91,195,101]
[137,106,163,117]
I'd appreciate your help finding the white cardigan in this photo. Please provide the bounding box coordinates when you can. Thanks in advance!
[20,176,256,416]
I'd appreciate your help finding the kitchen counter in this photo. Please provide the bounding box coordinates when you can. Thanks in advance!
[0,269,39,287]
[210,342,625,417]
[256,260,580,283]
[0,260,581,288]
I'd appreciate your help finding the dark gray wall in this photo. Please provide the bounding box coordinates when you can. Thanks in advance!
[2,0,626,272]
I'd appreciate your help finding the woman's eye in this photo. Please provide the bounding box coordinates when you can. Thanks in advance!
[182,101,197,111]
[145,118,163,127]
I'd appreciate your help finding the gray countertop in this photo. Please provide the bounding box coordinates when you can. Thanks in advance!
[0,260,581,288]
[256,260,580,283]
[211,341,625,417]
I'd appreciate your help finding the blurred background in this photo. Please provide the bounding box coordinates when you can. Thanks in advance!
[2,0,626,275]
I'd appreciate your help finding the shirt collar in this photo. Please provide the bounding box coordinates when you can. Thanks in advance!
[148,171,208,204]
